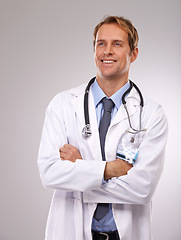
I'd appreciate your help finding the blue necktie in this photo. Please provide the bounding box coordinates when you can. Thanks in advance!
[94,98,114,221]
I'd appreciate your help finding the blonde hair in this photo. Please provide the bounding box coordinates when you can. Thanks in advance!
[93,16,139,52]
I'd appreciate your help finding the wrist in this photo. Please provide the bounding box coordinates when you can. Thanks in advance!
[104,161,118,180]
[104,159,133,180]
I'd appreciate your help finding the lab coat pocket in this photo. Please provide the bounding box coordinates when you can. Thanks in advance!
[116,132,144,165]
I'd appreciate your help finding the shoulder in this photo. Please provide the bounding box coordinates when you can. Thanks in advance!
[57,83,86,99]
[143,94,165,114]
[46,83,86,111]
[143,94,168,129]
[144,94,159,108]
[128,87,161,112]
[129,87,167,125]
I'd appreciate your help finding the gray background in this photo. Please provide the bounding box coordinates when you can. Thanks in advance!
[1,0,180,239]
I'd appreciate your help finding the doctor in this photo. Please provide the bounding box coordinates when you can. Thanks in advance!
[38,16,168,240]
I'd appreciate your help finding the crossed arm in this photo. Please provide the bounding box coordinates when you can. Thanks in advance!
[60,144,132,180]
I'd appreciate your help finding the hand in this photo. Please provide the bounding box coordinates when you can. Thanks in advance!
[104,159,133,180]
[59,144,82,162]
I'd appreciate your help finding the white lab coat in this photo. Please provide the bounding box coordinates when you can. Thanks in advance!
[38,82,168,240]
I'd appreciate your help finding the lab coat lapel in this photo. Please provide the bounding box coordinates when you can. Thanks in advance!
[86,91,102,160]
[71,90,85,128]
[71,87,102,161]
[111,88,140,127]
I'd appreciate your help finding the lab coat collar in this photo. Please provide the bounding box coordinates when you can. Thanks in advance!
[70,82,144,126]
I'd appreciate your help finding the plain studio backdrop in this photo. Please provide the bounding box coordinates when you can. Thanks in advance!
[0,0,180,239]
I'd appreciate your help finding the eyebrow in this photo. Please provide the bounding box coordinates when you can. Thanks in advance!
[96,39,125,44]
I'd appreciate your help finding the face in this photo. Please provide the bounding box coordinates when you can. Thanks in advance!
[94,23,138,82]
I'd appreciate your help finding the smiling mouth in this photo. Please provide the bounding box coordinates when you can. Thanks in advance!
[101,60,117,63]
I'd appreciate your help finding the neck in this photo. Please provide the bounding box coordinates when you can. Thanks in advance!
[96,75,128,97]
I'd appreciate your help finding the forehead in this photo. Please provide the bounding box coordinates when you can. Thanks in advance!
[96,23,128,42]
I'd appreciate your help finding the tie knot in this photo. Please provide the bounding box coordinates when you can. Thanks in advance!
[102,98,114,113]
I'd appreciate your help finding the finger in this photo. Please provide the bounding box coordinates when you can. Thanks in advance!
[60,146,69,153]
[59,147,64,152]
[60,144,71,152]
[60,151,67,160]
[63,144,76,150]
[60,143,69,148]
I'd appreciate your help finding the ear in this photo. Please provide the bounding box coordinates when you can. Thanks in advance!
[130,47,138,63]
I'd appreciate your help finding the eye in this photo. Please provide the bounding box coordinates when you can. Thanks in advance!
[96,41,104,47]
[114,42,121,47]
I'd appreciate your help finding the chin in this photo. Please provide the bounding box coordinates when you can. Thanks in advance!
[101,72,120,79]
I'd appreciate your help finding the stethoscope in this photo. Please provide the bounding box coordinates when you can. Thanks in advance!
[82,77,147,138]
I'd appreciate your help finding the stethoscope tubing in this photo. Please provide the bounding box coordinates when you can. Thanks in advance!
[82,77,146,137]
[84,77,95,127]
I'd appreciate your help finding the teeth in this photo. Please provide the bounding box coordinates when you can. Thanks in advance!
[103,60,114,63]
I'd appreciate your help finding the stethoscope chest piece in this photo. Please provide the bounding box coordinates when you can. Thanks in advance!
[82,124,92,138]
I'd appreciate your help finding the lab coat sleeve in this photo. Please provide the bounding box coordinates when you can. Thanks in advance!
[37,94,106,192]
[83,104,168,205]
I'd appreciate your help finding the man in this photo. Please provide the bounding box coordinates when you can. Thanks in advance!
[38,16,168,240]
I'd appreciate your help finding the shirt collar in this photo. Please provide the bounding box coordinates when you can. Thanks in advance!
[91,79,130,110]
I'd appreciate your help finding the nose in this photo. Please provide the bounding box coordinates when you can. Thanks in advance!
[104,44,114,56]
